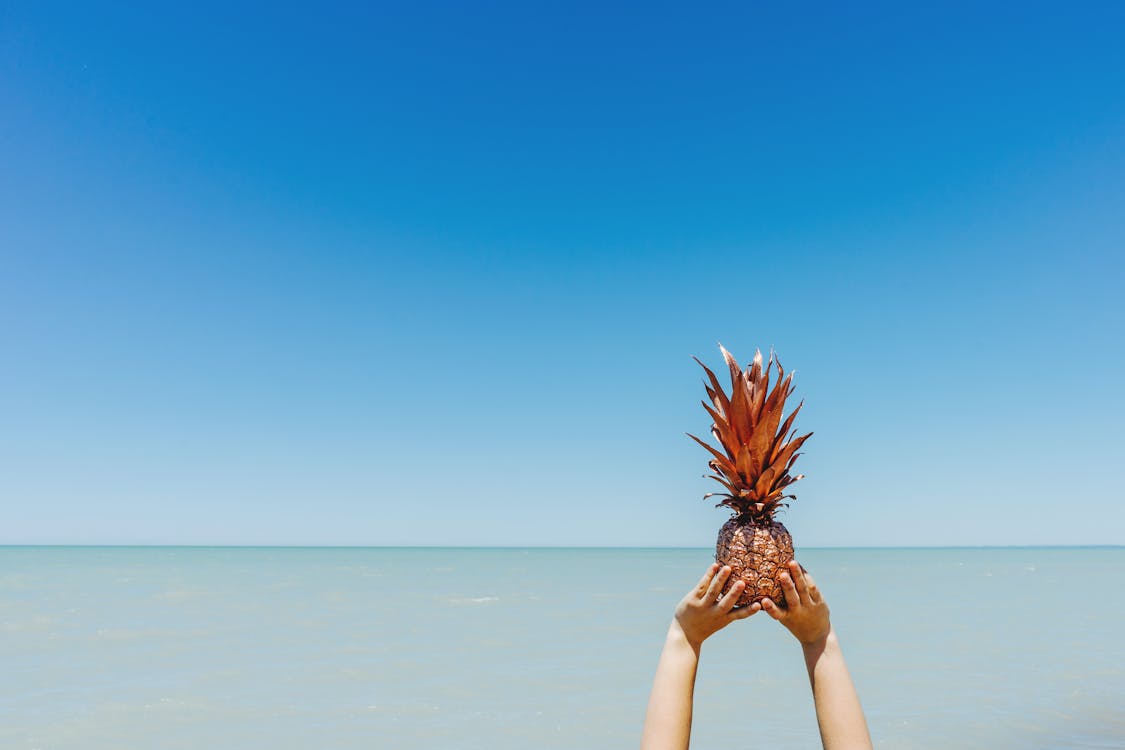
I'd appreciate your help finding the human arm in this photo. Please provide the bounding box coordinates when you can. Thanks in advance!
[640,564,760,750]
[761,560,873,750]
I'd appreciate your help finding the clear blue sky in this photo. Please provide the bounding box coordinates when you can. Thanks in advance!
[2,1,1123,546]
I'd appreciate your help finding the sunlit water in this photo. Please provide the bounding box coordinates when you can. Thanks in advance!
[2,546,1122,749]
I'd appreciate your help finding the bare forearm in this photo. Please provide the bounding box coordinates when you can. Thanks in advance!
[641,564,759,749]
[640,622,700,750]
[802,628,872,750]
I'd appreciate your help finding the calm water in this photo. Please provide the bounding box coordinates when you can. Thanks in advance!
[2,546,1122,749]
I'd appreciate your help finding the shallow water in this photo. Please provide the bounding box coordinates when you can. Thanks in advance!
[2,546,1122,749]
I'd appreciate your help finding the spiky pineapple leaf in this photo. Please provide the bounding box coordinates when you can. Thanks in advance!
[692,355,731,415]
[685,432,739,477]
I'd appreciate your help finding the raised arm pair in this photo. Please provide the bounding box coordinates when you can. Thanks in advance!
[640,560,873,750]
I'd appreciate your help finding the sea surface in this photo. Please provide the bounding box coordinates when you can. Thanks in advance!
[1,546,1122,749]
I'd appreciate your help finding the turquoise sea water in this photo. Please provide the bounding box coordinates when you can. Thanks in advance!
[2,546,1122,749]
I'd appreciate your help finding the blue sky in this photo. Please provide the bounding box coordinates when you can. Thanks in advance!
[2,1,1123,546]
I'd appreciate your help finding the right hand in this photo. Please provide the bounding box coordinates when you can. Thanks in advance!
[761,560,831,646]
[672,563,761,650]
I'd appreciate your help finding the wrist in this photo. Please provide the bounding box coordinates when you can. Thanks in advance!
[668,618,704,655]
[799,624,836,652]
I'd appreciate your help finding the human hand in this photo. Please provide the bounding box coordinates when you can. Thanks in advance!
[672,563,761,651]
[761,560,831,646]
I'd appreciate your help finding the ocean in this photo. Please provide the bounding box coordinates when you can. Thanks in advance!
[2,546,1122,749]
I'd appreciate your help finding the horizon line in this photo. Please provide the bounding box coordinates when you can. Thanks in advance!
[1,543,1122,550]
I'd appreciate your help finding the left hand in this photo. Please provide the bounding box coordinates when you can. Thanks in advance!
[672,563,761,650]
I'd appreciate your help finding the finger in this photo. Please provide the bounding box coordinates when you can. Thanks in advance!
[802,570,822,604]
[788,560,811,605]
[760,597,784,621]
[730,601,761,620]
[705,565,732,601]
[717,578,746,611]
[694,563,720,598]
[780,570,801,608]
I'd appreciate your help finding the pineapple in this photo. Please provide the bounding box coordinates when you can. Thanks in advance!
[687,344,812,608]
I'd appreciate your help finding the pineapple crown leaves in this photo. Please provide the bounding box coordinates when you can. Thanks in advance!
[685,343,813,520]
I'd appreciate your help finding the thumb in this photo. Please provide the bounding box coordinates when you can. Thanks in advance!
[760,598,785,621]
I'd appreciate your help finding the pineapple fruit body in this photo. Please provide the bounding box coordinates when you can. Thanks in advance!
[715,516,794,608]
